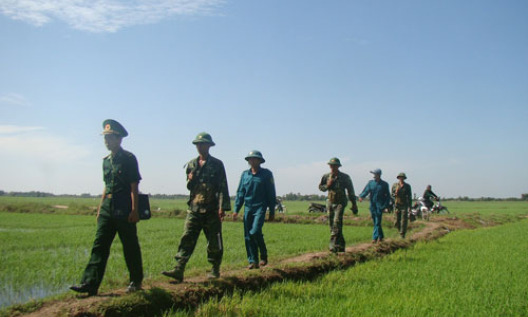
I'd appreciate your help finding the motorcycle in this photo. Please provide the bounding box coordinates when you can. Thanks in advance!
[410,197,449,221]
[431,198,449,214]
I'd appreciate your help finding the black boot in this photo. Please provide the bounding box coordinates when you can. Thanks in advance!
[69,283,97,296]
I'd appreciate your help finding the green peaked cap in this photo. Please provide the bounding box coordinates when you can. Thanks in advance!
[102,119,128,137]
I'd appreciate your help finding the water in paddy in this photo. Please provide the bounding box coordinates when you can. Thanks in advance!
[0,281,74,309]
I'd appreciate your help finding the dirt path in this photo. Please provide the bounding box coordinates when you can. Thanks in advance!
[17,218,465,317]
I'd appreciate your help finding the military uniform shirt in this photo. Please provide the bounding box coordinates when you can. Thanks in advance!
[234,168,276,217]
[319,171,356,206]
[100,148,141,218]
[392,182,412,208]
[186,156,231,212]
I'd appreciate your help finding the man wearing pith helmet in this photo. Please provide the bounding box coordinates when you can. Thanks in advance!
[70,119,143,296]
[392,172,412,238]
[318,157,358,253]
[162,132,231,281]
[234,150,277,269]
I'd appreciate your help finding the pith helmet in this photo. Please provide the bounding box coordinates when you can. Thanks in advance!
[192,132,215,146]
[245,150,265,163]
[370,168,382,175]
[327,157,341,167]
[102,119,128,137]
[397,172,407,179]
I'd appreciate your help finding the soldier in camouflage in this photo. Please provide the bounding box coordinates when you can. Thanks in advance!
[162,132,231,282]
[319,158,358,253]
[392,172,412,238]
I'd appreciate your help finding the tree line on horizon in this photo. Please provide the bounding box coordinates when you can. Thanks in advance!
[1,190,527,202]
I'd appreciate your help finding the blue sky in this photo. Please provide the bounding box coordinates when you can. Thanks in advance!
[0,0,527,198]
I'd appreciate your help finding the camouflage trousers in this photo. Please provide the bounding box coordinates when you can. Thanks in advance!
[394,205,409,237]
[174,210,223,269]
[327,203,345,252]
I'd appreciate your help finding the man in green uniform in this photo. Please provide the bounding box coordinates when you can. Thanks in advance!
[318,158,358,253]
[391,172,412,238]
[70,119,143,296]
[423,185,439,210]
[162,132,231,282]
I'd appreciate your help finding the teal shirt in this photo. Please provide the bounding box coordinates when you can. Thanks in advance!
[101,148,141,218]
[234,168,276,217]
[359,179,391,212]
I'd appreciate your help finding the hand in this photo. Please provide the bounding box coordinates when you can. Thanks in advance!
[232,212,238,221]
[268,214,275,222]
[359,197,363,203]
[218,208,225,220]
[128,210,139,223]
[187,172,193,181]
[327,177,334,187]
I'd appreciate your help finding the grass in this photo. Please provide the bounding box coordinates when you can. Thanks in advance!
[0,197,526,313]
[0,211,383,310]
[165,219,528,317]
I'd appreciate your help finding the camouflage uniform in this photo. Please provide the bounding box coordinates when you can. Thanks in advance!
[173,155,231,271]
[319,171,356,252]
[391,181,412,238]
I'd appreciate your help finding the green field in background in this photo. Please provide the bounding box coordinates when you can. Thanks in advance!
[1,196,526,216]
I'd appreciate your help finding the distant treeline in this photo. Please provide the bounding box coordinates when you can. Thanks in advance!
[0,190,527,201]
[0,191,187,200]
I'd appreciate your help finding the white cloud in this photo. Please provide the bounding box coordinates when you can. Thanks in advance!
[0,126,99,193]
[0,0,224,33]
[0,93,31,107]
[0,125,45,134]
[0,125,90,161]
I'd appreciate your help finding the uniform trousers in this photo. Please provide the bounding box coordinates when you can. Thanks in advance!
[174,210,223,268]
[81,214,143,290]
[370,208,384,241]
[327,203,345,252]
[394,205,409,237]
[243,209,267,264]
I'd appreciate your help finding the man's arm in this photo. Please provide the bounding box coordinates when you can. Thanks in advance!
[233,172,245,220]
[97,187,106,220]
[217,161,231,220]
[407,184,413,207]
[266,171,277,220]
[346,176,358,214]
[128,182,139,223]
[358,182,371,201]
[318,175,329,192]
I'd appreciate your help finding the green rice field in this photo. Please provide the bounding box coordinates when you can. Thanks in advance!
[0,197,527,315]
[166,218,528,317]
[0,210,380,309]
